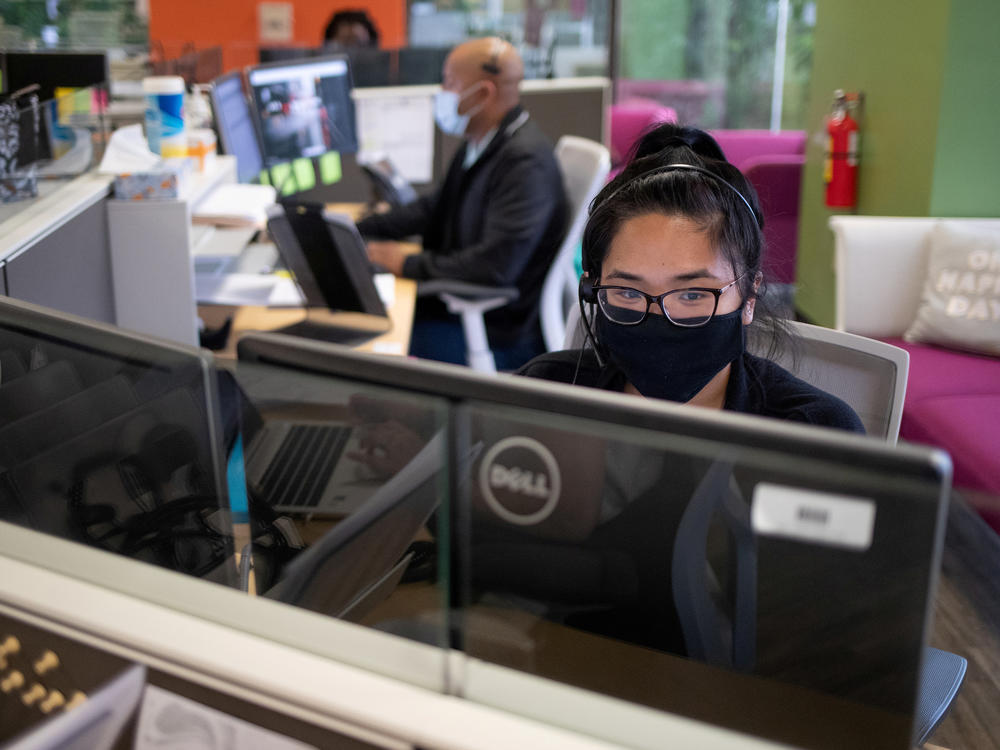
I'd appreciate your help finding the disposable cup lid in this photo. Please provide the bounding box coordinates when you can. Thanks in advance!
[143,76,186,94]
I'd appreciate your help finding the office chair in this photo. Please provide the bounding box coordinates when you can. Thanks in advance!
[749,320,909,443]
[539,136,611,352]
[430,135,610,373]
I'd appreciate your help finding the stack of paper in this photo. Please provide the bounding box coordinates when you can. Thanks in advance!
[193,183,277,228]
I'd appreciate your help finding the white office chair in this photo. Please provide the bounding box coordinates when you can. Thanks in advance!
[564,311,910,443]
[539,135,611,352]
[749,320,909,443]
[432,135,610,373]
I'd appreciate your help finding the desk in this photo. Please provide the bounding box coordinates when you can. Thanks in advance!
[199,273,417,359]
[200,201,419,359]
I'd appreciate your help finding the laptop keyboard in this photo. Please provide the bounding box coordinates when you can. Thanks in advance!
[258,424,352,508]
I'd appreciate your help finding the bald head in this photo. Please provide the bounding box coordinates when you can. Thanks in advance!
[441,37,524,140]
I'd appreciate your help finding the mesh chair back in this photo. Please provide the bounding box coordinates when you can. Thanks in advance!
[755,321,909,442]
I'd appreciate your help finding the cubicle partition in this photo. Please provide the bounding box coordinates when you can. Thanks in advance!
[0,287,953,750]
[288,77,609,205]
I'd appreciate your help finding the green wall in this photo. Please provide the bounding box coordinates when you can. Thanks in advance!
[795,0,952,325]
[929,0,1000,216]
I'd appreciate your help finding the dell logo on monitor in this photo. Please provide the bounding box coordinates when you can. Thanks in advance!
[478,436,561,526]
[489,464,550,499]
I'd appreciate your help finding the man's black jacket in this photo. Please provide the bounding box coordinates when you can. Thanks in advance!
[356,106,568,346]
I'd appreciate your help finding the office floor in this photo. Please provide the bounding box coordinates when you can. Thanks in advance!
[928,494,1000,749]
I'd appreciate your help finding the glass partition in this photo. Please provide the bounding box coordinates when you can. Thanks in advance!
[0,298,455,691]
[407,0,611,80]
[0,0,147,49]
[614,0,815,129]
[230,358,452,650]
[0,83,109,213]
[454,398,949,750]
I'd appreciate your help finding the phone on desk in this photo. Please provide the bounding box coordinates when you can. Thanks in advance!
[358,155,418,210]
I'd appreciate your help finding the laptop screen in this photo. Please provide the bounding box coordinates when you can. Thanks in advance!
[209,71,265,184]
[237,332,951,750]
[266,201,386,317]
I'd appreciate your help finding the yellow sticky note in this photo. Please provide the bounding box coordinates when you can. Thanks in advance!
[270,162,296,195]
[319,151,342,185]
[292,157,315,191]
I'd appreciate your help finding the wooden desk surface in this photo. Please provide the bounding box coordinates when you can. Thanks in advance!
[200,273,417,359]
[200,199,418,359]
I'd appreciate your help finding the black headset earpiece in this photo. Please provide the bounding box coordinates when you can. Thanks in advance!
[578,274,596,304]
[481,38,504,75]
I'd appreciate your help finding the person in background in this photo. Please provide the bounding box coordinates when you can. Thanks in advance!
[356,37,568,371]
[519,123,864,432]
[323,9,380,48]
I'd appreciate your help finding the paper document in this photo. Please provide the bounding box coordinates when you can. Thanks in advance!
[193,183,277,228]
[355,92,435,183]
[195,273,305,307]
[135,684,318,750]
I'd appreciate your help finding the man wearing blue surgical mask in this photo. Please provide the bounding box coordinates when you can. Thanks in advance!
[358,37,568,370]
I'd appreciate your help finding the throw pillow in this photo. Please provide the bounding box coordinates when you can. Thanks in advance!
[904,221,1000,357]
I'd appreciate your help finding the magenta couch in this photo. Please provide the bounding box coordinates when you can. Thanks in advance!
[885,339,1000,531]
[708,129,806,171]
[608,98,678,173]
[711,130,807,287]
[831,216,1000,534]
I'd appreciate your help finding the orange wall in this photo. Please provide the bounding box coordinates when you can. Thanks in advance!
[149,0,407,73]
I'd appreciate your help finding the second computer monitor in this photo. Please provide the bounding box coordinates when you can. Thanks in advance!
[209,71,265,184]
[246,54,358,164]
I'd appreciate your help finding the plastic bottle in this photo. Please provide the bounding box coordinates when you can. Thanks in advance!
[143,76,186,156]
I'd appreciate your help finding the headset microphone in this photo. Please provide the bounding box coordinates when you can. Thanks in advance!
[574,275,604,373]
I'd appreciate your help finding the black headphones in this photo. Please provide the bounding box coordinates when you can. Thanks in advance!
[481,38,505,75]
[574,162,760,372]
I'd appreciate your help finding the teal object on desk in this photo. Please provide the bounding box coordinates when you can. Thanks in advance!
[226,434,250,523]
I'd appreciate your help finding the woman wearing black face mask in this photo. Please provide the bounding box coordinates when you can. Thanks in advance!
[519,123,863,432]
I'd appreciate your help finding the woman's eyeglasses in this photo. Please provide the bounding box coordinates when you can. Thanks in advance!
[592,274,745,328]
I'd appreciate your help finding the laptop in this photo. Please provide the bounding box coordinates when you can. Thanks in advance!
[264,201,390,345]
[233,363,434,518]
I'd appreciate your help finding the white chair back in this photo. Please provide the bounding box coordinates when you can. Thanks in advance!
[751,321,909,442]
[565,313,908,443]
[540,136,610,352]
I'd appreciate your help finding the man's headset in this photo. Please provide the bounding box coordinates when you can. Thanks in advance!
[573,162,762,378]
[481,38,506,75]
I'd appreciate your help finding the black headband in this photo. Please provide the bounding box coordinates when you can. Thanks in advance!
[596,162,762,229]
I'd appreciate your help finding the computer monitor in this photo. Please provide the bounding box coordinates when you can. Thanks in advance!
[245,54,358,164]
[396,47,449,85]
[209,71,265,184]
[0,296,239,587]
[344,48,393,88]
[258,47,317,64]
[265,201,386,318]
[236,333,952,750]
[2,51,108,102]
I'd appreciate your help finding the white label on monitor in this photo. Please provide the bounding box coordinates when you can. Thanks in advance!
[751,483,875,551]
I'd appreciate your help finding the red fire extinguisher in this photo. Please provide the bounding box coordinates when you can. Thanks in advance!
[824,89,860,208]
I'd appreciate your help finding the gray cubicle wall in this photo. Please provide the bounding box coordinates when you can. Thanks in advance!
[4,198,116,325]
[293,78,609,205]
